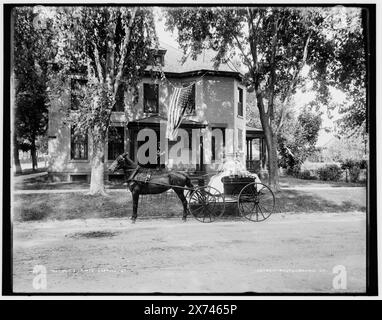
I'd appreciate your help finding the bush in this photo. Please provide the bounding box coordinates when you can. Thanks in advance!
[286,166,301,177]
[317,164,342,181]
[340,159,363,182]
[359,159,368,170]
[298,170,317,180]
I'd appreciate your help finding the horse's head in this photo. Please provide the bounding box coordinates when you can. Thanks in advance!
[108,152,134,173]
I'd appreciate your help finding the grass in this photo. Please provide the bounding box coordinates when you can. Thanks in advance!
[12,191,185,222]
[279,175,366,188]
[274,189,366,214]
[13,173,366,191]
[13,167,47,176]
[12,188,366,222]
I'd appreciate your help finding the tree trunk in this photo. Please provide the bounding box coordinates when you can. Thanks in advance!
[89,136,107,195]
[30,137,38,171]
[266,132,280,191]
[13,132,22,174]
[256,92,280,191]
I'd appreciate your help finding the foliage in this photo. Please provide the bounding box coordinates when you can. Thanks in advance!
[39,6,159,193]
[13,7,54,167]
[246,92,262,129]
[340,159,365,182]
[317,164,342,181]
[47,7,159,138]
[298,169,317,180]
[321,132,368,162]
[278,106,322,174]
[335,10,367,134]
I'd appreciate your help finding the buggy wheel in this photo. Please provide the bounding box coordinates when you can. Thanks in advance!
[189,186,225,223]
[238,182,275,222]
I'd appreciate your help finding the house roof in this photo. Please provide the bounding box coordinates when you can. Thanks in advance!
[145,42,245,80]
[160,42,243,74]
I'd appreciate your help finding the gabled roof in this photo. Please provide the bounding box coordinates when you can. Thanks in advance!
[160,42,243,74]
[146,42,245,80]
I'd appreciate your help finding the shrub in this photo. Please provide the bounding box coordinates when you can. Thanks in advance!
[340,159,363,182]
[317,164,342,181]
[286,166,301,177]
[298,170,316,180]
[359,159,368,169]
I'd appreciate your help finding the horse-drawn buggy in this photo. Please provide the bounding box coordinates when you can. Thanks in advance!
[109,153,275,223]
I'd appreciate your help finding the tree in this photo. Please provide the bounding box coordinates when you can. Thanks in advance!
[165,7,365,190]
[334,9,368,136]
[246,92,262,129]
[322,133,367,162]
[278,106,322,174]
[45,7,159,194]
[13,7,53,172]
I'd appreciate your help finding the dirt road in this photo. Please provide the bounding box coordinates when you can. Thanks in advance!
[12,212,366,293]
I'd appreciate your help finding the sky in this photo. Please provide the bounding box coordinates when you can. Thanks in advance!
[154,7,179,49]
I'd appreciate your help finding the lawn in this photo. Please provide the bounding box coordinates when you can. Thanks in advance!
[279,176,366,188]
[12,187,366,222]
[14,174,366,191]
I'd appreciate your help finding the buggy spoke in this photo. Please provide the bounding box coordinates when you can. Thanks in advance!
[189,186,224,223]
[238,182,275,222]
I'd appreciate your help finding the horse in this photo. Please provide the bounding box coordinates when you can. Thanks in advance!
[108,152,194,223]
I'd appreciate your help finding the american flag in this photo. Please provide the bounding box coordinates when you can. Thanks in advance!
[166,84,195,141]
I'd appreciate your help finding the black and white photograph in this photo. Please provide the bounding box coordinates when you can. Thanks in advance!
[2,2,377,297]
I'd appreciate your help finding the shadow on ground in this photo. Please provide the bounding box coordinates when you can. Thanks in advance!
[12,187,366,222]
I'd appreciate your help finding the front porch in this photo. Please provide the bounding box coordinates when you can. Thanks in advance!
[127,115,208,173]
[246,126,267,174]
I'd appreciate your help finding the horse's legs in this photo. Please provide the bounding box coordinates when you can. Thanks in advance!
[173,188,188,222]
[131,188,139,223]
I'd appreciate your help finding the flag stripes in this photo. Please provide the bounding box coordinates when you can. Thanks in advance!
[166,84,195,140]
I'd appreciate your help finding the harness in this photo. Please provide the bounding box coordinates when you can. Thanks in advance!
[127,166,166,184]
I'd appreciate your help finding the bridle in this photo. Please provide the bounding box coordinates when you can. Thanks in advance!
[110,153,137,173]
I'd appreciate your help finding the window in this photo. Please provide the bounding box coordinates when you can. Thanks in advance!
[71,127,88,160]
[71,78,87,110]
[154,54,165,66]
[108,127,125,160]
[238,87,243,117]
[144,83,159,113]
[112,83,125,112]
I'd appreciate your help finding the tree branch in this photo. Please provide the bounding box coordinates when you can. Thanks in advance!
[114,7,137,97]
[276,31,312,134]
[247,8,258,71]
[106,10,117,90]
[267,14,279,120]
[92,39,104,83]
[282,31,312,104]
[232,34,254,70]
